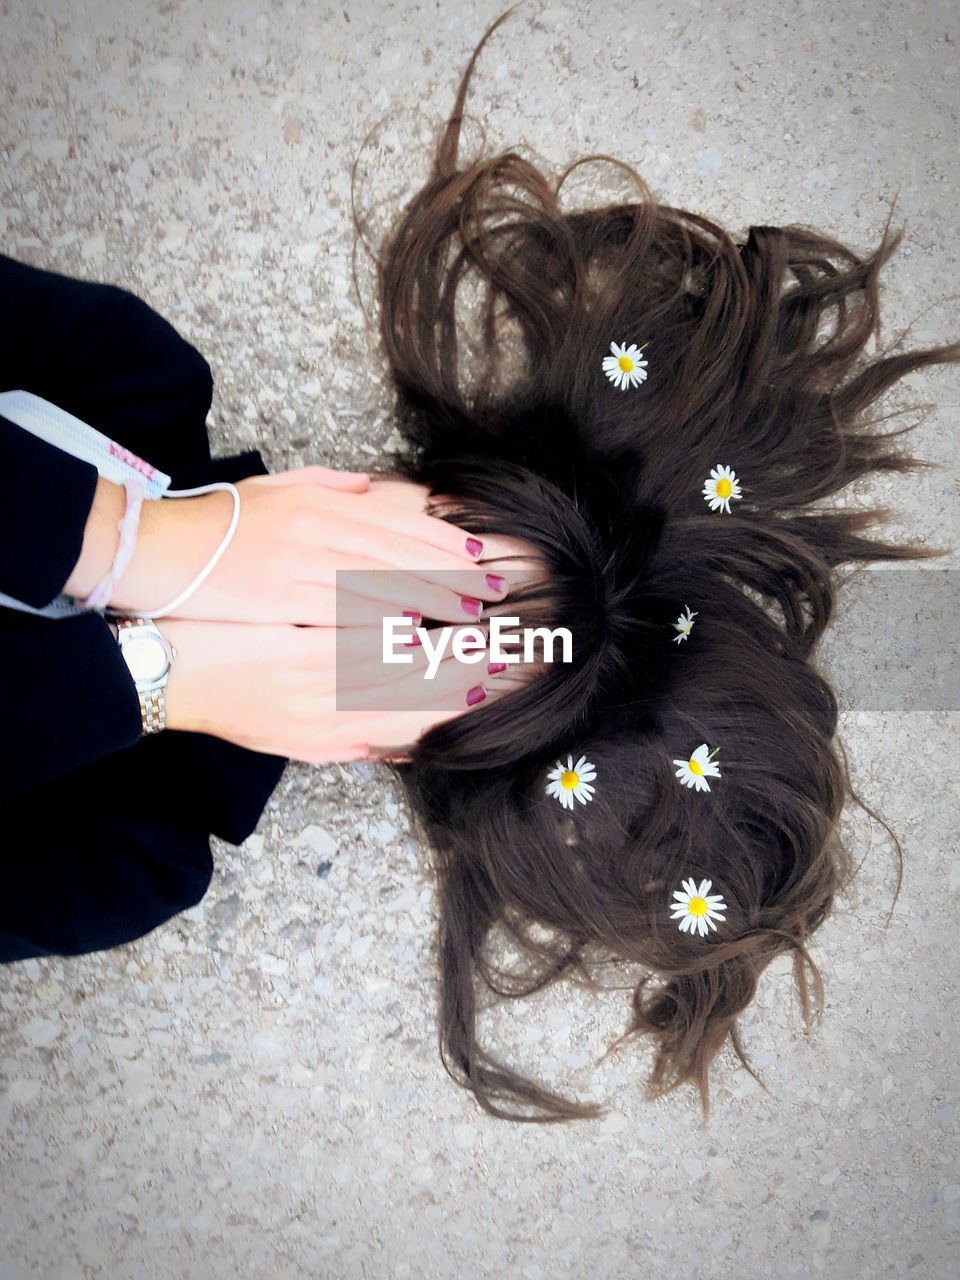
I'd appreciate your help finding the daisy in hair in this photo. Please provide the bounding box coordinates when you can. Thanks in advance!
[670,877,728,936]
[673,743,721,793]
[546,754,597,810]
[702,464,742,513]
[602,340,649,390]
[672,605,698,644]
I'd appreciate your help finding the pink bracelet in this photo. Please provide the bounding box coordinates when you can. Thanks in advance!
[82,477,149,612]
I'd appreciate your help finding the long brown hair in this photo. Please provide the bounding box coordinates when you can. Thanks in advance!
[349,2,960,1122]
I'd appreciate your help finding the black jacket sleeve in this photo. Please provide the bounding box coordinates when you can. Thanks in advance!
[0,610,142,806]
[0,251,214,802]
[0,413,100,607]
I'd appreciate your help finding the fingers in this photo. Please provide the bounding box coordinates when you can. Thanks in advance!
[296,550,511,611]
[416,511,542,565]
[334,623,462,679]
[334,701,488,754]
[334,574,505,626]
[338,630,495,712]
[333,623,533,692]
[285,622,534,763]
[296,619,497,698]
[340,624,535,700]
[348,667,516,750]
[281,580,519,629]
[360,564,511,609]
[363,477,537,564]
[307,515,511,597]
[470,547,550,580]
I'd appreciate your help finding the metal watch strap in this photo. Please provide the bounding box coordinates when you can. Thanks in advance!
[116,616,167,737]
[139,688,166,734]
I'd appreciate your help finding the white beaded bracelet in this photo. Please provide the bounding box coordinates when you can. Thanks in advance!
[81,477,149,611]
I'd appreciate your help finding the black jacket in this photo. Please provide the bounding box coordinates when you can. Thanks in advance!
[0,252,288,962]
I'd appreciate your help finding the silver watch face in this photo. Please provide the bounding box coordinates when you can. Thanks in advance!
[123,633,169,683]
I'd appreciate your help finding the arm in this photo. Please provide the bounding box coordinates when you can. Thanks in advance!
[60,469,235,614]
[0,414,222,613]
[0,422,218,800]
[0,252,213,805]
[0,250,221,610]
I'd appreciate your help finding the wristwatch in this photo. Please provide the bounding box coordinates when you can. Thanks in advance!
[113,616,178,736]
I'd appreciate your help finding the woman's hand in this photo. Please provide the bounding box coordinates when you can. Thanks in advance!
[160,615,518,764]
[81,467,528,625]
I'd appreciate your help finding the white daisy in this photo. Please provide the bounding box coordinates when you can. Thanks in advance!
[702,464,742,514]
[672,605,698,644]
[672,743,721,793]
[670,877,728,937]
[546,754,597,810]
[602,341,649,390]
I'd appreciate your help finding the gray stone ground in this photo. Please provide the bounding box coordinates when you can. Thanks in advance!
[1,1,958,1277]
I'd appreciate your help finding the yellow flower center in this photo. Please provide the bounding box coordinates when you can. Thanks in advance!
[561,770,579,789]
[618,355,634,372]
[688,758,703,775]
[715,478,732,498]
[688,896,707,916]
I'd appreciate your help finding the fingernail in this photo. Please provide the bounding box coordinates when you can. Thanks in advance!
[487,661,507,675]
[466,683,487,706]
[460,595,482,619]
[465,536,484,558]
[402,609,421,626]
[485,573,506,593]
[405,634,422,647]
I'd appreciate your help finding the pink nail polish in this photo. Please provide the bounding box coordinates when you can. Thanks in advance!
[485,573,506,593]
[466,684,487,706]
[402,609,421,626]
[487,661,507,675]
[405,634,422,647]
[460,596,482,618]
[465,536,484,558]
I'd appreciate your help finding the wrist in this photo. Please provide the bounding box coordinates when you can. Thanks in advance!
[152,617,207,734]
[63,475,126,599]
[108,487,234,615]
[107,614,199,732]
